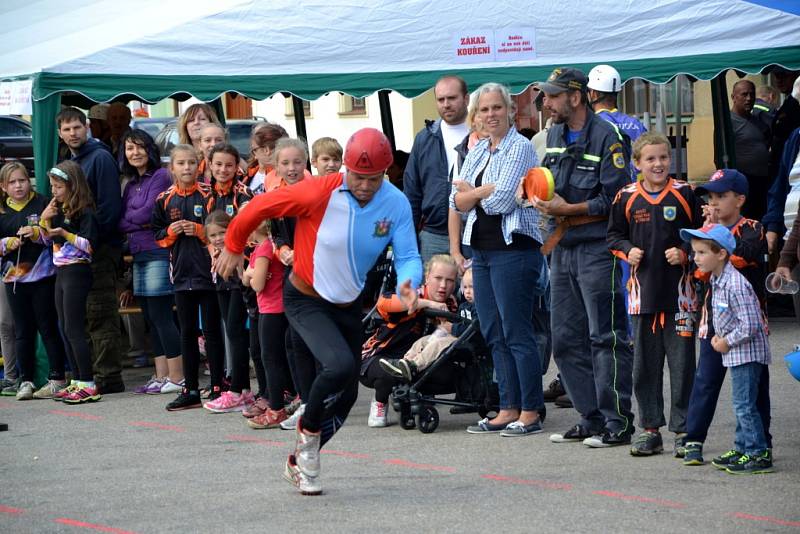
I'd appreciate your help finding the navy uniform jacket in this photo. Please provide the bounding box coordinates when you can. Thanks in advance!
[542,109,631,247]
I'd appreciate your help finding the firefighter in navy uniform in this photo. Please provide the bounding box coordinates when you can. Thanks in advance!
[530,67,635,448]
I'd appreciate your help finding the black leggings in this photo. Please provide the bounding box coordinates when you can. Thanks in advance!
[283,282,362,445]
[259,312,293,410]
[248,312,267,397]
[5,277,66,381]
[55,264,93,381]
[285,324,316,402]
[360,356,403,404]
[174,290,223,391]
[139,295,180,358]
[217,289,250,392]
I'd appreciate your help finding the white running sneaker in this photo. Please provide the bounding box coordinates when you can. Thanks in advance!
[33,380,67,399]
[294,423,321,478]
[280,404,305,430]
[368,399,389,427]
[160,378,185,394]
[16,381,34,400]
[283,455,321,495]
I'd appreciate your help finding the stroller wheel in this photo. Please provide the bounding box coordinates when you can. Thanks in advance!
[399,404,416,430]
[417,405,439,434]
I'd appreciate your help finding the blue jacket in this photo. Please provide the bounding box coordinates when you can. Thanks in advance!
[543,108,631,247]
[403,119,449,235]
[596,108,647,180]
[71,138,122,245]
[763,126,800,234]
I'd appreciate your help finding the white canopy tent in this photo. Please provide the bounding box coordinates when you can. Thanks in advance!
[1,0,799,186]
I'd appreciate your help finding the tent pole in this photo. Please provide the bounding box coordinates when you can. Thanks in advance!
[710,73,736,169]
[378,90,396,151]
[673,75,683,180]
[291,95,308,142]
[210,97,226,126]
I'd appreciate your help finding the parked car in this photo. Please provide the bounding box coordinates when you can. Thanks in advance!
[154,118,265,164]
[0,115,34,176]
[131,117,176,139]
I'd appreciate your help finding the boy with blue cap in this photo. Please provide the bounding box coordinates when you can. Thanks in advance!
[681,169,772,469]
[680,220,772,474]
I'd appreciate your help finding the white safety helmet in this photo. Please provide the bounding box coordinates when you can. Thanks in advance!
[587,65,622,93]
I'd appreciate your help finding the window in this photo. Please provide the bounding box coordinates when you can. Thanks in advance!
[0,118,31,137]
[621,75,694,121]
[338,94,367,117]
[284,97,311,118]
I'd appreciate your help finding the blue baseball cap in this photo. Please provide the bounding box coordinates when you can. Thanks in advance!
[695,169,749,196]
[680,224,736,254]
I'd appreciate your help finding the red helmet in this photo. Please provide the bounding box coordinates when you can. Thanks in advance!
[344,128,393,174]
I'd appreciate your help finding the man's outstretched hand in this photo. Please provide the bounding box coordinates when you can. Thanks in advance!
[215,248,244,280]
[397,279,419,314]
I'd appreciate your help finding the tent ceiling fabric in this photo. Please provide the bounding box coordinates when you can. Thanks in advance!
[3,0,800,101]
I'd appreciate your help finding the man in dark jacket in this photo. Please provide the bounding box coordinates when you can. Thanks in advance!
[404,75,469,264]
[56,107,125,393]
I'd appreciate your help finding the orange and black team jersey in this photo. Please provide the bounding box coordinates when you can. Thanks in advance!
[150,182,215,292]
[209,180,253,217]
[607,178,704,314]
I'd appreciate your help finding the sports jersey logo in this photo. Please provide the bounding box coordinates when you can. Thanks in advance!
[612,152,625,169]
[225,205,234,217]
[194,205,203,218]
[169,207,181,221]
[373,218,392,237]
[663,206,677,221]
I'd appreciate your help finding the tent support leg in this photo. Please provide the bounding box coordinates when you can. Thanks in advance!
[710,73,736,170]
[31,89,61,193]
[378,90,396,151]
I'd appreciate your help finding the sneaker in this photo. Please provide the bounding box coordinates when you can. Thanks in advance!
[630,431,664,456]
[549,424,594,443]
[53,381,79,401]
[674,433,688,458]
[134,376,165,395]
[543,377,566,402]
[285,394,302,416]
[554,393,573,408]
[159,378,185,394]
[247,407,288,429]
[467,417,511,434]
[283,455,322,495]
[294,420,321,478]
[711,449,743,470]
[725,452,774,475]
[0,377,17,391]
[683,442,704,466]
[280,404,306,430]
[243,396,268,419]
[62,384,101,404]
[16,381,34,400]
[583,429,633,448]
[165,389,202,411]
[33,380,67,399]
[204,391,249,413]
[1,378,20,396]
[96,381,125,394]
[368,399,390,428]
[379,358,415,382]
[501,419,543,437]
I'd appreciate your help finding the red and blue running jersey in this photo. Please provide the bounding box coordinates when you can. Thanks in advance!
[226,173,423,304]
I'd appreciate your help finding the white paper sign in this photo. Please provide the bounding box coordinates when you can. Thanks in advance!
[495,27,536,61]
[453,29,495,63]
[452,27,536,63]
[0,80,33,115]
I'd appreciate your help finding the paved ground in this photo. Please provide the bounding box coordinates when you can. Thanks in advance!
[1,319,798,534]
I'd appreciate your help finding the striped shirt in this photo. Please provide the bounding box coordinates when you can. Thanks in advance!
[711,262,771,367]
[449,127,542,246]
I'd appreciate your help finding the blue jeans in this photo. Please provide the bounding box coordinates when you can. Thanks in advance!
[419,230,451,266]
[730,362,769,456]
[686,335,771,446]
[472,247,544,412]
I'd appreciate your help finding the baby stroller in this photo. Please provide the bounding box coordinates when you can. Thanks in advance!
[390,308,498,434]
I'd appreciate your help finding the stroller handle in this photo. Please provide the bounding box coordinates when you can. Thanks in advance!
[423,308,462,322]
